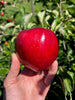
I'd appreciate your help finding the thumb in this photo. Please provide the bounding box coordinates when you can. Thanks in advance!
[6,53,20,81]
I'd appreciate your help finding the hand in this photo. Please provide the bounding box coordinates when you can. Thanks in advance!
[4,53,58,100]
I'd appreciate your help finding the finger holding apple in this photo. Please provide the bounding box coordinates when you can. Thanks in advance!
[15,27,59,73]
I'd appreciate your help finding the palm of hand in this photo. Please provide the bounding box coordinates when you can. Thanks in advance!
[4,54,58,100]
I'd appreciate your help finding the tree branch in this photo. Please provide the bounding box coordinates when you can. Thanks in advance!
[63,16,73,23]
[31,0,34,15]
[59,0,66,51]
[0,32,14,36]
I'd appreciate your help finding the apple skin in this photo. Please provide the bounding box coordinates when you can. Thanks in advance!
[7,19,11,22]
[1,12,4,16]
[15,28,59,72]
[1,1,5,5]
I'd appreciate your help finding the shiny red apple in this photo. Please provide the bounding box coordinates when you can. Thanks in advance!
[15,28,59,72]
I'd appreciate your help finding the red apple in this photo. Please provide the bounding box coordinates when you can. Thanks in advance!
[5,41,9,45]
[15,28,59,72]
[1,12,4,16]
[7,19,11,22]
[1,1,5,5]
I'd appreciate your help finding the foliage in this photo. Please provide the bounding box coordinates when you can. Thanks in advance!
[0,0,75,100]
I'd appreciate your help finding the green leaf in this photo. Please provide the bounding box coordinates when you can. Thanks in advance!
[51,17,60,31]
[72,64,75,71]
[68,5,75,15]
[63,78,73,93]
[53,10,59,17]
[45,15,50,26]
[34,2,44,12]
[27,22,36,29]
[0,23,15,31]
[67,71,75,84]
[11,36,16,43]
[23,13,33,26]
[5,6,19,15]
[20,6,25,16]
[23,1,32,12]
[0,68,9,77]
[0,56,6,60]
[70,0,75,4]
[37,11,45,27]
[0,90,2,97]
[3,50,11,55]
[5,23,15,29]
[63,71,75,93]
[0,25,5,31]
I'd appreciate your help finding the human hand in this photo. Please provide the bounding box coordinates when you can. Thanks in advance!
[4,53,58,100]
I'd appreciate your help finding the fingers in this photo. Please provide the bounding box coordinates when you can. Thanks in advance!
[8,53,20,79]
[4,53,20,86]
[21,67,37,76]
[44,60,58,86]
